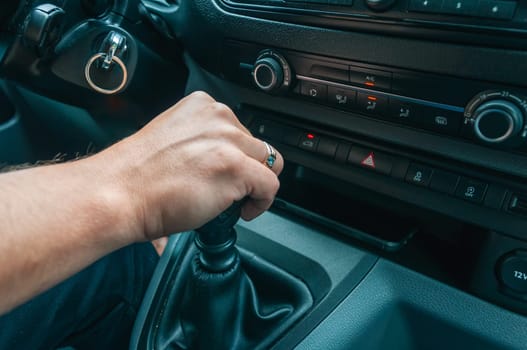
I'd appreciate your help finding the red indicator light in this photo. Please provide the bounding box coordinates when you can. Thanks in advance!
[307,133,315,139]
[367,96,377,101]
[365,82,375,87]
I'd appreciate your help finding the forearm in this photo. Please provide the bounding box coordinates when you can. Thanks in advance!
[0,156,138,314]
[0,91,284,315]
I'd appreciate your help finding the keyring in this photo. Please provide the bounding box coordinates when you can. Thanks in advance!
[84,53,128,95]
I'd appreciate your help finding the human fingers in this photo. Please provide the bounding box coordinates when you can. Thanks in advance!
[239,137,284,176]
[234,156,280,221]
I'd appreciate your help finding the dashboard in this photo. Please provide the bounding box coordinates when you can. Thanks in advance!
[145,0,527,313]
[134,0,527,320]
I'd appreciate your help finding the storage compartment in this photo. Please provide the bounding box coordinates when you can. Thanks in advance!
[297,259,527,350]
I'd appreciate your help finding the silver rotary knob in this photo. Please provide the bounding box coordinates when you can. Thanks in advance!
[251,50,292,94]
[253,57,283,92]
[464,91,527,148]
[473,100,523,143]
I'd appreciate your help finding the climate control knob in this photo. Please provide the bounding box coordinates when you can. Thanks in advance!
[473,100,523,143]
[464,91,527,147]
[252,50,292,94]
[253,57,283,92]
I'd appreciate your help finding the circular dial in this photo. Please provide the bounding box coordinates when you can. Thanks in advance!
[253,57,283,92]
[464,91,527,147]
[365,0,397,11]
[252,50,292,94]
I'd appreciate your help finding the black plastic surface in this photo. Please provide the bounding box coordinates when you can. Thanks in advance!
[240,105,527,239]
[298,258,527,349]
[169,0,527,86]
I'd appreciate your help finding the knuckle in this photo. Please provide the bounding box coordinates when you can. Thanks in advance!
[189,90,212,101]
[210,102,234,119]
[269,175,280,195]
[213,145,242,173]
[223,124,245,141]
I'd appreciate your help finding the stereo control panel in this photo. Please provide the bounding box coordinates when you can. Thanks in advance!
[219,0,527,48]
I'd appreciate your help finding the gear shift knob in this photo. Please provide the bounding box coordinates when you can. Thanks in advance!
[194,201,243,272]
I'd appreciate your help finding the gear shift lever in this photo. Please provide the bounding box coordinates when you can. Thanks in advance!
[134,202,313,350]
[194,201,242,272]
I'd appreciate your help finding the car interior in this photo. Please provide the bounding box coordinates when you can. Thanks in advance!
[1,0,527,349]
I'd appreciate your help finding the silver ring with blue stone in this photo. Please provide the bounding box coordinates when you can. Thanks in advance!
[262,141,276,169]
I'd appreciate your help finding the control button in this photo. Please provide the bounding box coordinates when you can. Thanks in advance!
[422,108,462,135]
[483,185,507,210]
[405,163,433,187]
[300,81,327,101]
[298,132,319,152]
[391,157,411,180]
[455,177,488,203]
[317,137,339,158]
[388,99,421,124]
[479,1,517,20]
[335,142,351,163]
[282,126,302,147]
[441,0,477,16]
[348,147,393,175]
[250,118,283,141]
[349,67,392,91]
[328,86,356,109]
[309,62,349,83]
[498,251,527,293]
[430,170,460,195]
[357,92,388,116]
[408,0,444,12]
[509,194,527,216]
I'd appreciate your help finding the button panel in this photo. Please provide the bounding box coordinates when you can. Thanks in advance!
[248,113,511,213]
[295,77,465,138]
[408,0,518,19]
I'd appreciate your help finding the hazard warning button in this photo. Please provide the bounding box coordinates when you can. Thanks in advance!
[347,146,393,175]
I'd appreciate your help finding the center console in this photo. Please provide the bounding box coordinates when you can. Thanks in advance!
[136,0,527,345]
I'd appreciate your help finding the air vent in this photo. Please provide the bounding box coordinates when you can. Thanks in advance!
[509,195,527,216]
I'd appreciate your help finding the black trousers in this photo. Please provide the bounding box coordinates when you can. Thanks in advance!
[0,242,159,350]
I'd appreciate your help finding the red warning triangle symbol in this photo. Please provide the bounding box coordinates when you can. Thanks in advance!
[361,152,376,168]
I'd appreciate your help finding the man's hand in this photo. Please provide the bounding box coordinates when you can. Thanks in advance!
[90,91,284,242]
[0,91,283,314]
